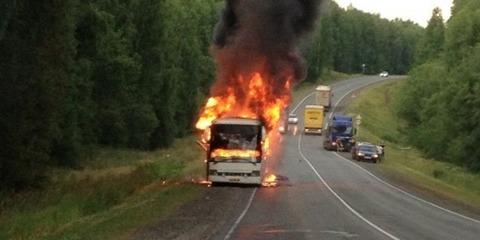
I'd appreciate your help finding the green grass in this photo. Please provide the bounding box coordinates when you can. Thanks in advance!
[347,80,480,208]
[0,72,365,240]
[0,136,204,240]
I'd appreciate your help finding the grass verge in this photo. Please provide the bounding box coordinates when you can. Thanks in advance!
[0,136,204,240]
[346,80,480,209]
[0,71,360,240]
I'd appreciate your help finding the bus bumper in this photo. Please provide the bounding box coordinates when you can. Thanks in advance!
[209,175,262,185]
[208,162,263,185]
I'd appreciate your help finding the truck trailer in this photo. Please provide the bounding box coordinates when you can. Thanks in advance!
[304,105,324,135]
[315,85,332,111]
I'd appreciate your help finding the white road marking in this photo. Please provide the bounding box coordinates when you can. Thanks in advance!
[320,230,359,238]
[223,77,404,240]
[293,78,387,127]
[224,188,258,240]
[329,77,480,225]
[329,80,386,120]
[291,92,316,114]
[295,78,400,239]
[294,77,479,236]
[298,134,400,240]
[221,79,338,240]
[333,152,480,225]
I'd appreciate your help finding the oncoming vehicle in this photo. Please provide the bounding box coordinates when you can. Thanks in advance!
[315,85,332,111]
[352,142,380,163]
[324,115,355,151]
[379,71,389,77]
[206,118,267,185]
[279,107,290,134]
[288,113,299,124]
[304,105,324,135]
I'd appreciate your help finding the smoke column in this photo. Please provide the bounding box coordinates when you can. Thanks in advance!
[212,0,323,97]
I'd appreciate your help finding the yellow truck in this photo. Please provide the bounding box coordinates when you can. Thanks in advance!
[304,105,324,135]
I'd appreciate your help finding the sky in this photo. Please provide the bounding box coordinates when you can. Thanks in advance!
[334,0,453,27]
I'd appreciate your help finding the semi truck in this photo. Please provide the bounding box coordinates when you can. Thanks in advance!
[315,85,332,111]
[323,114,355,151]
[205,118,267,185]
[304,105,324,135]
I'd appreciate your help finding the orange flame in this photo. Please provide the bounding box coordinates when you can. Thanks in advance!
[196,72,291,131]
[262,173,278,187]
[211,149,261,159]
[196,72,292,159]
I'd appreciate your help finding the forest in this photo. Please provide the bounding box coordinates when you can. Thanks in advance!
[397,0,480,172]
[0,0,423,190]
[304,2,422,82]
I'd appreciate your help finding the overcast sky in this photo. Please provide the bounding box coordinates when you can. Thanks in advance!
[334,0,453,27]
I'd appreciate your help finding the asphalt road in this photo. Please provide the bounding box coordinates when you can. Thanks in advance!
[213,76,480,240]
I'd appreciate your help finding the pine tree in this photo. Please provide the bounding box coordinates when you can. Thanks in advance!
[416,7,445,64]
[0,0,75,189]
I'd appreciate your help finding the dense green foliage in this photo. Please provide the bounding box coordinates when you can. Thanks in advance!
[0,0,218,190]
[0,0,424,190]
[415,7,445,64]
[348,81,480,210]
[397,0,480,172]
[304,2,423,82]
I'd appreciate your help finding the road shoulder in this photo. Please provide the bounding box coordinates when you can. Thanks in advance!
[342,79,480,220]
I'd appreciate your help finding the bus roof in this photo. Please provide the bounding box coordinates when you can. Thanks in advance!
[305,105,324,110]
[213,118,262,126]
[316,85,331,91]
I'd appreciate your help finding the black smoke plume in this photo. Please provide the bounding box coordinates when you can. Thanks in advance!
[211,0,322,98]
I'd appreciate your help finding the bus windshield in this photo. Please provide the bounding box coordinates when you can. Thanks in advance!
[210,124,260,151]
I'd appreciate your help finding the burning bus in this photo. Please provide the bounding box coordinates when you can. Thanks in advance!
[194,1,322,185]
[195,73,287,185]
[205,118,267,184]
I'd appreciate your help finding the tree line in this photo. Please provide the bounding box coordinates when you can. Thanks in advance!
[0,0,219,189]
[304,1,423,82]
[397,0,480,172]
[0,0,424,190]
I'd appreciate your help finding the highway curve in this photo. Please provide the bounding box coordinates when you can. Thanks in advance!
[213,75,480,240]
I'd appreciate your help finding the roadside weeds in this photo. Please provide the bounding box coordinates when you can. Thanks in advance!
[0,136,205,240]
[346,80,480,214]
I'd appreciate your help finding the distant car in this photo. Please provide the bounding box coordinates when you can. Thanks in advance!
[352,142,380,163]
[288,113,298,124]
[379,71,389,77]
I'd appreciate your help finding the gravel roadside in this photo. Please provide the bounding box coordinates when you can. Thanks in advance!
[131,185,255,240]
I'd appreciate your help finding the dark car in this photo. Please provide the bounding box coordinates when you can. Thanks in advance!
[352,143,380,163]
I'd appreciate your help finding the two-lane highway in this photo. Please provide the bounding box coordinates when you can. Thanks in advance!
[217,76,480,240]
